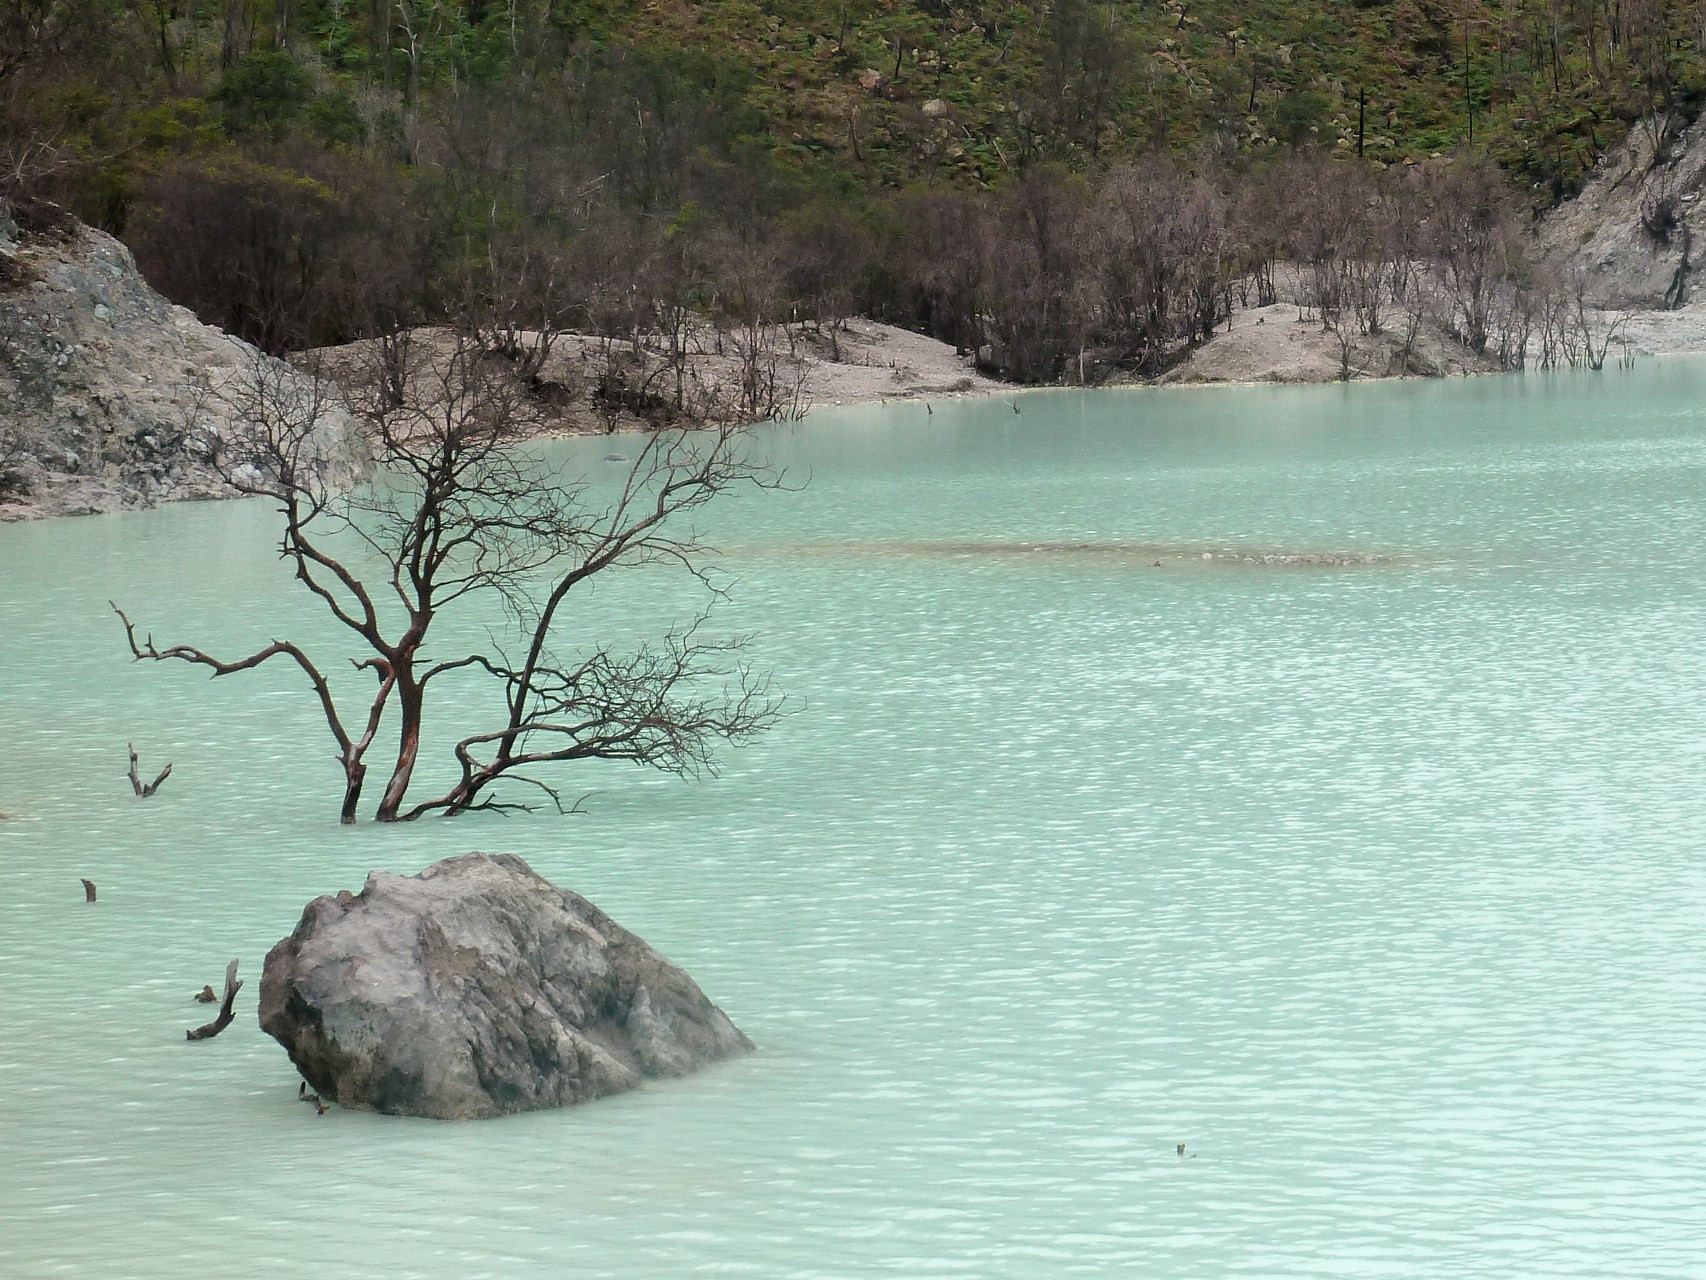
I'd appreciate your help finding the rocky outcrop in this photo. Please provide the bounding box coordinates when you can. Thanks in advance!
[258,853,753,1120]
[1539,114,1706,309]
[0,213,364,520]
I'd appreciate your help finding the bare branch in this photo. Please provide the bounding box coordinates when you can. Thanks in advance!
[113,602,355,755]
[403,618,790,818]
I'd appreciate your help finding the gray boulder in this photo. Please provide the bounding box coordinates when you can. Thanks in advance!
[258,853,752,1120]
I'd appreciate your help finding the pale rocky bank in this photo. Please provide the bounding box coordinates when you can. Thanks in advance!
[1166,114,1706,386]
[0,213,362,521]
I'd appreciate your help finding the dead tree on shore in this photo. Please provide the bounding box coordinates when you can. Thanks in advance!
[115,334,787,823]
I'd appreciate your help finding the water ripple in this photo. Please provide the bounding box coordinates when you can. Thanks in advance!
[2,367,1705,1277]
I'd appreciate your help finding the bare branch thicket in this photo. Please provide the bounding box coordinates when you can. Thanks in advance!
[1096,160,1187,375]
[780,200,878,351]
[117,332,789,823]
[891,186,986,359]
[1489,280,1535,371]
[1424,157,1527,360]
[1231,172,1286,310]
[1345,178,1425,340]
[1177,171,1237,348]
[0,0,105,233]
[1559,272,1631,369]
[462,234,569,383]
[701,229,810,421]
[0,136,73,215]
[0,0,88,86]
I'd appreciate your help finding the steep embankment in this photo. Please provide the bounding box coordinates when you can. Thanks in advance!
[1528,111,1706,358]
[1538,115,1706,310]
[0,214,358,521]
[1535,114,1706,357]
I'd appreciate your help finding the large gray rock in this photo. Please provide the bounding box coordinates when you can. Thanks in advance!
[258,853,753,1120]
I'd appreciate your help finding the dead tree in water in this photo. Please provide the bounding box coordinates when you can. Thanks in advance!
[115,335,787,823]
[186,959,241,1040]
[126,743,172,797]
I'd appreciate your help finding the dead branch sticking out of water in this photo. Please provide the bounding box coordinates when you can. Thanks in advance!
[81,878,96,902]
[186,960,241,1040]
[127,744,172,798]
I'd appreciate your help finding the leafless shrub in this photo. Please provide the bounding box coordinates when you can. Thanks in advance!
[117,331,790,822]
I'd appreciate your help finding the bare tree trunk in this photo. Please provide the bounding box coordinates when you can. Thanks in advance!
[186,960,242,1040]
[374,680,422,822]
[340,766,366,824]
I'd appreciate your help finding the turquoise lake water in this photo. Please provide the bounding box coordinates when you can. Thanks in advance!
[2,366,1704,1277]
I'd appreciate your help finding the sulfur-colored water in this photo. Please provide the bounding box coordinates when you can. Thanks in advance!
[3,364,1705,1278]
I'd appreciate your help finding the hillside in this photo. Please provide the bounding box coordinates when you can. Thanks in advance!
[7,0,1703,222]
[3,0,1704,423]
[600,0,1691,195]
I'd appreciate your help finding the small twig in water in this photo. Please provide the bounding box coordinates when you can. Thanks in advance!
[127,744,173,798]
[81,878,97,903]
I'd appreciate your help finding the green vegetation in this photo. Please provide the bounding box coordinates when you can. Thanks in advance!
[8,0,1704,209]
[1,0,1696,377]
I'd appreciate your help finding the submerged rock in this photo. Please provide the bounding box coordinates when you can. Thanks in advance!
[258,853,752,1120]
